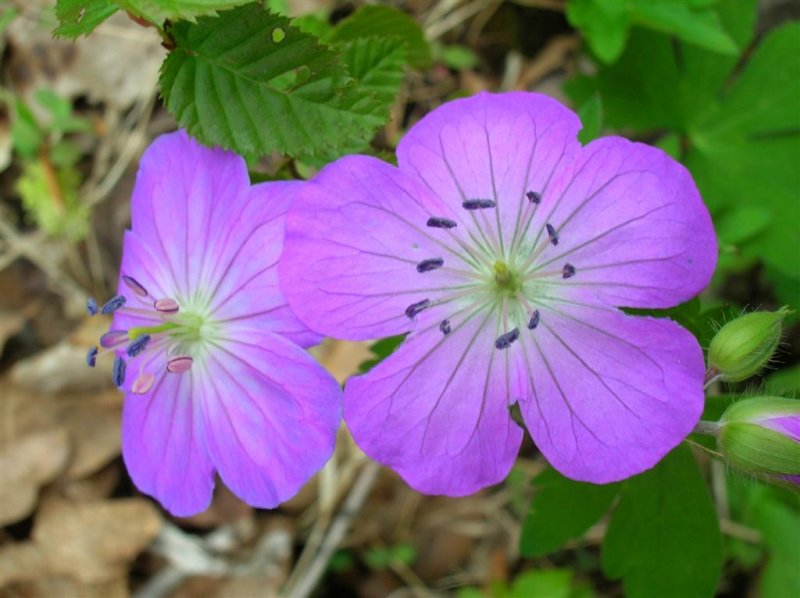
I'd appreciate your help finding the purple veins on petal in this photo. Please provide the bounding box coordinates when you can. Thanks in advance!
[112,356,126,387]
[405,299,431,319]
[86,346,98,367]
[154,298,180,313]
[526,190,542,204]
[416,258,444,273]
[562,263,576,279]
[101,295,127,315]
[528,310,541,330]
[100,330,128,348]
[167,355,193,374]
[462,199,496,210]
[87,297,98,316]
[127,335,151,357]
[122,274,149,297]
[426,216,457,229]
[439,319,451,335]
[546,223,559,246]
[495,328,520,350]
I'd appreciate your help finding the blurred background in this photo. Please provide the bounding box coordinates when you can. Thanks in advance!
[0,0,798,597]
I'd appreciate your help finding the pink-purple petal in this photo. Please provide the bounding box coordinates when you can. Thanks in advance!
[519,304,705,483]
[197,329,341,508]
[344,308,524,495]
[121,372,215,516]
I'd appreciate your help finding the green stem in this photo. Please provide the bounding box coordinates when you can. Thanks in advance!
[692,420,722,437]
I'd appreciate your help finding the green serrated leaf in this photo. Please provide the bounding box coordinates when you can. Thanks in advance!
[602,445,723,598]
[340,37,405,111]
[54,0,118,38]
[114,0,250,24]
[576,94,602,144]
[328,4,431,69]
[159,4,391,158]
[520,467,618,557]
[18,160,89,242]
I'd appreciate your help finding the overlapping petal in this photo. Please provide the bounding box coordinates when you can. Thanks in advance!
[518,303,705,482]
[345,308,524,495]
[528,137,717,308]
[197,329,341,507]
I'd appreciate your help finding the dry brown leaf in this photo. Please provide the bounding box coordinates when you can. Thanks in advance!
[61,394,122,479]
[0,541,47,588]
[4,575,129,598]
[312,339,373,384]
[32,497,162,583]
[0,428,70,526]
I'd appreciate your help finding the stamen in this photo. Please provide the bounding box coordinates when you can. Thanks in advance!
[405,299,431,319]
[439,319,451,335]
[101,295,127,315]
[546,223,559,246]
[426,217,457,229]
[154,298,180,313]
[528,310,540,330]
[495,328,520,350]
[462,199,496,210]
[132,372,156,395]
[416,258,444,273]
[122,275,149,297]
[526,190,541,204]
[86,346,98,367]
[126,335,151,357]
[87,298,98,316]
[167,355,193,374]
[562,263,576,279]
[112,356,127,387]
[100,330,128,348]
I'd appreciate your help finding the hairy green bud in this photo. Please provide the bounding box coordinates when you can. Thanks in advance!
[719,397,800,476]
[708,307,790,382]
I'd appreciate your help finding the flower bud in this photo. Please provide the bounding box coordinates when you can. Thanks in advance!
[708,307,790,382]
[719,397,800,476]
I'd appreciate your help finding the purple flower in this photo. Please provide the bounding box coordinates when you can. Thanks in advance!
[279,92,717,494]
[88,131,341,515]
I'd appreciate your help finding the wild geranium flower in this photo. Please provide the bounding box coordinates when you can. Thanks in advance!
[87,131,341,515]
[279,92,717,494]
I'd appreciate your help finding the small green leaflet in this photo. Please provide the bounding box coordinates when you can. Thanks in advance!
[159,4,401,158]
[114,0,251,24]
[54,0,118,38]
[520,467,618,557]
[602,445,723,598]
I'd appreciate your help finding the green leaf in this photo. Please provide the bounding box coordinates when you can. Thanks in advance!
[602,445,723,598]
[716,206,772,246]
[54,0,118,38]
[766,366,800,395]
[438,44,480,70]
[11,99,43,158]
[340,37,405,112]
[566,0,630,64]
[0,7,20,36]
[328,4,431,69]
[113,0,251,24]
[159,4,391,158]
[358,335,405,373]
[520,467,618,557]
[576,94,602,144]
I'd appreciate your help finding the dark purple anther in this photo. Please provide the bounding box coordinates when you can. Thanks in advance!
[127,335,151,357]
[100,330,128,348]
[462,199,496,210]
[439,319,451,335]
[86,346,98,367]
[526,191,541,204]
[528,310,540,330]
[112,356,127,387]
[495,328,520,350]
[122,274,149,297]
[562,263,576,279]
[416,258,444,273]
[405,299,431,319]
[427,217,457,229]
[546,224,559,246]
[101,295,127,315]
[86,297,98,316]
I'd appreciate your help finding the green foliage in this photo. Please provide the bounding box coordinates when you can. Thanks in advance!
[54,0,118,38]
[159,4,401,159]
[566,0,737,64]
[457,568,594,598]
[576,95,602,144]
[437,44,480,70]
[18,161,89,242]
[520,467,617,558]
[602,445,723,598]
[327,4,431,69]
[114,0,251,24]
[364,543,417,570]
[358,335,405,373]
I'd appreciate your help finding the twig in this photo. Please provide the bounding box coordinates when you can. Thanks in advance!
[285,461,381,598]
